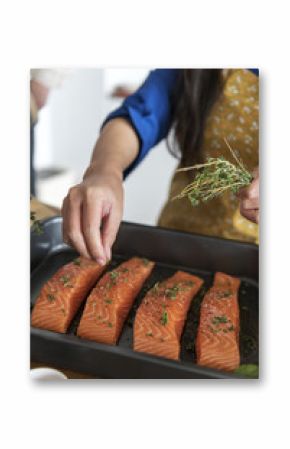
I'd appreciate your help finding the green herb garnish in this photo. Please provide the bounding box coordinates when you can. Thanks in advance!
[104,298,113,304]
[217,290,233,299]
[165,284,180,299]
[142,258,150,266]
[60,275,70,285]
[107,322,113,328]
[47,293,55,302]
[73,258,81,266]
[234,364,259,378]
[30,210,44,235]
[212,315,228,325]
[160,307,168,326]
[173,138,252,206]
[146,331,153,337]
[109,270,119,285]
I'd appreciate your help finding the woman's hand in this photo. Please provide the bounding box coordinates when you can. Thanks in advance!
[62,167,124,265]
[239,167,259,224]
[62,118,140,263]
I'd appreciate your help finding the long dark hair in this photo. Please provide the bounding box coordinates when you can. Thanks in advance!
[168,69,223,167]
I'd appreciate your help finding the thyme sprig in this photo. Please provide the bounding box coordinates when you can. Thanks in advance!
[173,139,253,206]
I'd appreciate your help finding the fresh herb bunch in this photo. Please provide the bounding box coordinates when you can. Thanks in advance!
[173,139,253,207]
[30,211,44,235]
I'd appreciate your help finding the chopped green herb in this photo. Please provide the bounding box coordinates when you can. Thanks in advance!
[160,308,168,326]
[217,290,233,299]
[212,315,228,325]
[59,275,73,288]
[107,322,113,328]
[228,325,235,332]
[110,270,119,279]
[73,258,81,266]
[142,258,150,266]
[146,331,153,337]
[47,293,55,302]
[165,284,180,299]
[104,298,113,304]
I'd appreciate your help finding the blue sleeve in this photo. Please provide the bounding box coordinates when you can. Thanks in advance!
[103,69,180,177]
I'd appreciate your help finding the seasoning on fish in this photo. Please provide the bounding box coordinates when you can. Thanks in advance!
[195,272,241,372]
[77,257,155,345]
[31,257,106,333]
[133,271,203,360]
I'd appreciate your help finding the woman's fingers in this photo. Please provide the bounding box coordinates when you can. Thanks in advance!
[238,167,259,224]
[82,190,107,265]
[241,197,259,210]
[101,203,122,261]
[62,190,91,259]
[240,205,259,224]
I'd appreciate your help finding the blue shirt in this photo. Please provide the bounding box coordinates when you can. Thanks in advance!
[103,69,259,177]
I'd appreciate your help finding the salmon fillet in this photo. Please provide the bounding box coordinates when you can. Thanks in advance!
[133,271,203,360]
[195,272,241,372]
[31,257,106,333]
[77,257,155,345]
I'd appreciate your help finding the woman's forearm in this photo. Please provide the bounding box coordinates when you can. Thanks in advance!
[84,117,139,180]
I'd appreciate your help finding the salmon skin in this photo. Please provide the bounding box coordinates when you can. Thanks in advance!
[133,271,203,360]
[77,257,155,345]
[31,257,106,333]
[195,272,241,372]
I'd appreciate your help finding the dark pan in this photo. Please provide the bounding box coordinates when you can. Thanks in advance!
[31,217,259,379]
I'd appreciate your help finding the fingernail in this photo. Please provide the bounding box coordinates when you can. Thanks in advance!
[97,257,105,266]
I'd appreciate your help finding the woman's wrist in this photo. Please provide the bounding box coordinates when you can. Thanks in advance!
[83,160,123,182]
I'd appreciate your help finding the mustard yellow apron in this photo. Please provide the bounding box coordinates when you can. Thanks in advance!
[158,69,259,244]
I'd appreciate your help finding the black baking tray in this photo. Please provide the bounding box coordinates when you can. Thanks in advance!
[31,217,259,379]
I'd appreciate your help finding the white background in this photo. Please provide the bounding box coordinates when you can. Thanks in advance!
[1,1,290,448]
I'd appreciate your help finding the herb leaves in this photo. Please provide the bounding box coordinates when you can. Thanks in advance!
[174,138,252,207]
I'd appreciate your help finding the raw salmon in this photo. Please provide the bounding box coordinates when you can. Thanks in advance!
[195,272,241,372]
[133,271,203,360]
[31,257,106,333]
[77,257,155,345]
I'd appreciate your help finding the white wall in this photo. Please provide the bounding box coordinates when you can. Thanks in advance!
[35,69,104,181]
[34,68,177,225]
